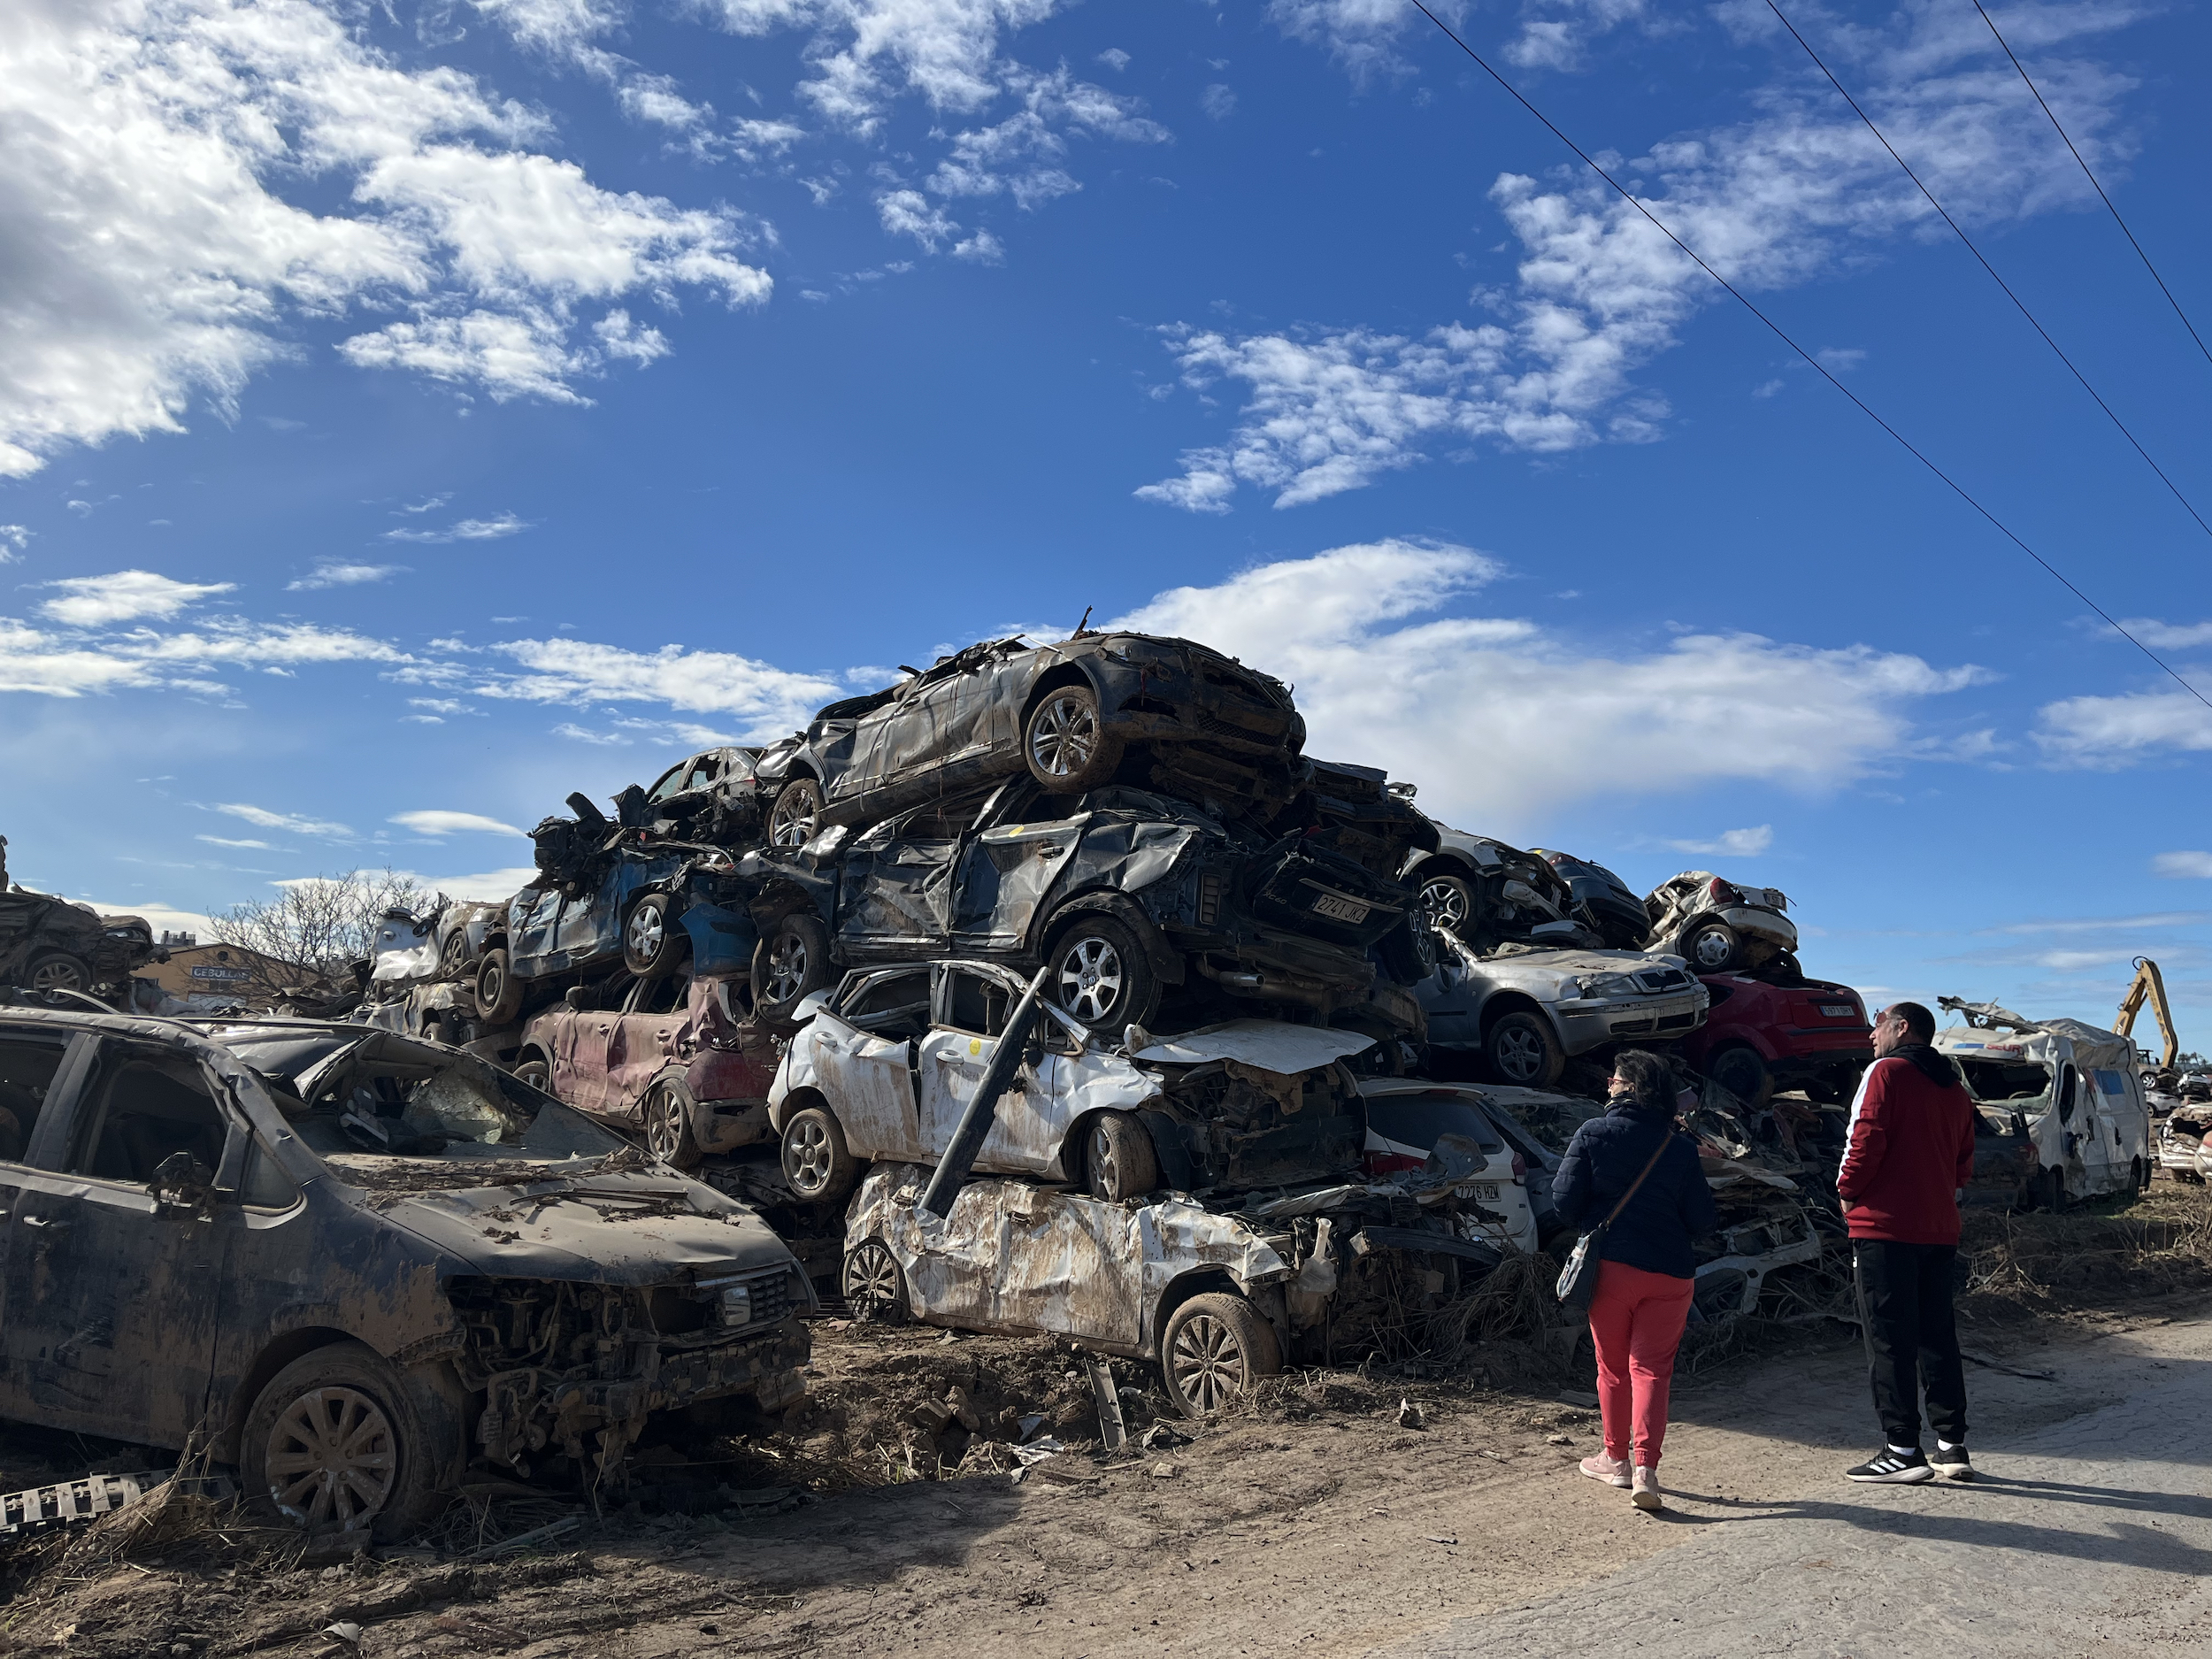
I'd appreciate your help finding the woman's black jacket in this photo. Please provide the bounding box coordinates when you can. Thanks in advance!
[1550,1099,1718,1280]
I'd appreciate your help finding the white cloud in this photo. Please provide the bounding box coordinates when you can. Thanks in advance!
[877,188,961,250]
[196,833,279,849]
[39,571,235,626]
[2154,852,2212,879]
[1095,47,1129,70]
[2033,683,2212,766]
[952,229,1004,263]
[288,561,403,589]
[76,897,221,939]
[383,511,531,543]
[472,636,844,734]
[390,809,526,837]
[2113,617,2212,649]
[1503,0,1653,72]
[1200,83,1235,121]
[1266,0,1463,81]
[0,526,30,563]
[553,720,629,743]
[1664,825,1774,857]
[213,802,354,837]
[1106,539,1985,831]
[0,0,770,476]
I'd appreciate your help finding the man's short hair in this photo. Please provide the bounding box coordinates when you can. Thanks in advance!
[1888,1001,1936,1042]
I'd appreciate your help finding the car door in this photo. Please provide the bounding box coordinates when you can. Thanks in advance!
[914,965,1058,1177]
[560,986,626,1114]
[605,973,692,1120]
[836,818,960,953]
[0,1033,233,1444]
[0,1025,87,1387]
[809,967,932,1160]
[951,810,1087,954]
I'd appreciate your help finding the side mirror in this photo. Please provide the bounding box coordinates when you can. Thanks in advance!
[149,1150,216,1217]
[565,985,596,1012]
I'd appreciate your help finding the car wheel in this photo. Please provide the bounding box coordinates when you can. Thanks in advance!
[1024,685,1124,793]
[642,1077,703,1169]
[1683,920,1740,972]
[2036,1165,2069,1212]
[1084,1110,1161,1202]
[242,1341,449,1540]
[751,910,834,1027]
[25,951,93,1006]
[841,1239,910,1324]
[1418,873,1474,939]
[474,947,524,1025]
[768,777,825,849]
[1709,1046,1773,1110]
[780,1103,858,1204]
[1484,1010,1563,1088]
[2131,1155,2146,1194]
[511,1054,552,1094]
[622,890,687,979]
[1047,915,1158,1031]
[439,930,471,979]
[1158,1293,1280,1417]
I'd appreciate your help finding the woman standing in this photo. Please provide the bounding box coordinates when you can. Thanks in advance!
[1552,1049,1717,1510]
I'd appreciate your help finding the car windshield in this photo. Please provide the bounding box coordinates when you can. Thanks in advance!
[1955,1056,2052,1103]
[1361,1089,1507,1156]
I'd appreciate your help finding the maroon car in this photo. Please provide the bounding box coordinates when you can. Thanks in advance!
[1678,971,1871,1108]
[511,973,780,1166]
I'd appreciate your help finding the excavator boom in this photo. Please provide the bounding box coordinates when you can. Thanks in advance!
[2116,956,2180,1074]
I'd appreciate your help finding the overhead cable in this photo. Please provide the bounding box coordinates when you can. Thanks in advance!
[1972,0,2212,372]
[1403,0,2212,714]
[1764,0,2212,544]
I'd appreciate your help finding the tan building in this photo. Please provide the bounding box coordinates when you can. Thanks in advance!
[138,941,323,1004]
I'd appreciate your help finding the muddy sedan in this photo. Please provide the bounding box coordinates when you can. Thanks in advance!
[0,1007,811,1537]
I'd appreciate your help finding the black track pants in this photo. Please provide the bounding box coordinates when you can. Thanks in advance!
[1851,1239,1968,1448]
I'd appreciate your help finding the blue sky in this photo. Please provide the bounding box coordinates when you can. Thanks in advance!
[4,0,2211,1048]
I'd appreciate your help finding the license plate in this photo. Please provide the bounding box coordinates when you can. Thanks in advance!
[1455,1183,1501,1202]
[1312,894,1371,925]
[1820,1004,1855,1018]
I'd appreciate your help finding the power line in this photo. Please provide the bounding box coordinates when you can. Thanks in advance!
[1972,0,2212,372]
[1764,0,2212,544]
[1403,0,2212,714]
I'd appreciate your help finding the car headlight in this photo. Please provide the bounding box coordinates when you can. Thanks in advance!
[717,1285,752,1328]
[1571,972,1638,999]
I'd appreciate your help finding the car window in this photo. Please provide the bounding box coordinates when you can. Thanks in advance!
[0,1034,70,1164]
[682,756,721,792]
[2094,1068,2131,1102]
[646,764,689,803]
[1956,1058,2050,1102]
[943,969,1011,1037]
[630,972,690,1018]
[239,1135,302,1209]
[65,1047,228,1185]
[840,969,931,1038]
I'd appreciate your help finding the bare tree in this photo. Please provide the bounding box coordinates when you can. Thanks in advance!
[214,868,436,999]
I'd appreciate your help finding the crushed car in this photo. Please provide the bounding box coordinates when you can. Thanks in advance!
[1402,828,1597,951]
[1676,967,1870,1109]
[1643,872,1798,973]
[0,885,165,1006]
[750,631,1309,847]
[771,957,1382,1206]
[0,1005,812,1537]
[1417,934,1708,1087]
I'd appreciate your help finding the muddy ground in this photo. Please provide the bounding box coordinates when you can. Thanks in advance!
[1,1183,2205,1659]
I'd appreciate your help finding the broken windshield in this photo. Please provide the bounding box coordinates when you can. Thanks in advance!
[1956,1057,2052,1103]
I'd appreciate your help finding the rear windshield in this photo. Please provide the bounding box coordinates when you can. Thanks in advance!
[1957,1058,2052,1102]
[1363,1091,1506,1155]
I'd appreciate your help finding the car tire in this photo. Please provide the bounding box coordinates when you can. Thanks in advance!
[752,910,834,1028]
[1083,1110,1161,1203]
[511,1054,552,1094]
[622,890,687,979]
[2131,1155,2146,1194]
[841,1238,910,1324]
[2035,1165,2069,1213]
[1417,872,1475,939]
[1709,1046,1773,1110]
[1483,1010,1563,1088]
[1046,914,1158,1031]
[474,947,524,1025]
[241,1340,451,1540]
[780,1103,858,1205]
[1682,920,1740,972]
[24,951,93,1006]
[642,1076,704,1169]
[439,930,472,979]
[1158,1292,1280,1417]
[1023,684,1124,793]
[768,777,825,849]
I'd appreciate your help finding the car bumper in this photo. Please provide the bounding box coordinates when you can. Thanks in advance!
[1717,907,1797,952]
[1557,990,1709,1056]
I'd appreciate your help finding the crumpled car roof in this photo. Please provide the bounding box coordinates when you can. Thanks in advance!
[1131,1018,1375,1071]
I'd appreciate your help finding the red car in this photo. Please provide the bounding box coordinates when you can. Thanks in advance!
[511,972,780,1165]
[1678,971,1871,1108]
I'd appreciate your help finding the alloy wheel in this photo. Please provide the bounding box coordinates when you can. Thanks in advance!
[1056,935,1124,1024]
[1088,1119,1122,1196]
[644,1084,683,1160]
[1168,1313,1249,1413]
[626,901,665,964]
[30,957,88,999]
[786,1115,833,1195]
[1028,693,1098,780]
[842,1240,903,1321]
[262,1386,398,1532]
[764,933,810,1002]
[770,785,820,849]
[1495,1025,1545,1083]
[1420,879,1468,933]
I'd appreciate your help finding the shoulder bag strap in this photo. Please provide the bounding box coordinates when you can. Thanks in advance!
[1598,1127,1675,1230]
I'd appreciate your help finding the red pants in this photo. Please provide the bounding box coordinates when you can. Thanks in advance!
[1588,1260,1695,1467]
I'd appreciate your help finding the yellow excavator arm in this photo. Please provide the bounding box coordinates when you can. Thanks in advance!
[2116,956,2179,1074]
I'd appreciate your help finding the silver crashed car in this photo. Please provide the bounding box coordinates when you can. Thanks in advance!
[1417,937,1708,1087]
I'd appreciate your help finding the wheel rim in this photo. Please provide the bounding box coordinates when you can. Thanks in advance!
[764,931,810,1002]
[770,785,818,849]
[30,958,87,994]
[1690,927,1733,969]
[517,1062,549,1091]
[1170,1314,1248,1413]
[1056,934,1123,1024]
[626,900,665,964]
[1494,1024,1544,1082]
[263,1386,397,1531]
[1420,879,1467,932]
[1029,693,1098,780]
[645,1086,681,1158]
[1089,1120,1118,1196]
[480,964,505,1007]
[441,933,468,974]
[843,1242,901,1318]
[786,1117,832,1194]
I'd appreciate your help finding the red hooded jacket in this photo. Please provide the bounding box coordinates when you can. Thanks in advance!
[1836,1049,1978,1245]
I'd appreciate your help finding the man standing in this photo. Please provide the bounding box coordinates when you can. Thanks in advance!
[1838,1000,1979,1484]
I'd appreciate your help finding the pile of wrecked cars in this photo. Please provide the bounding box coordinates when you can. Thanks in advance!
[0,879,166,1007]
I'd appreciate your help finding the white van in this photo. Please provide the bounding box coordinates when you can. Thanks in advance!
[1935,1005,2153,1209]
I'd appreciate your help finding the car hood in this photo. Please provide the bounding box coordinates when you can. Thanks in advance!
[1131,1018,1376,1071]
[1449,946,1687,988]
[342,1164,800,1286]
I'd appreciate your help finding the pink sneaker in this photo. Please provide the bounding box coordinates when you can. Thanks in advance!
[1578,1452,1632,1488]
[1632,1465,1663,1510]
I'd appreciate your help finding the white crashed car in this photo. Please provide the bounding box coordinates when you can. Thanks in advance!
[768,958,1378,1206]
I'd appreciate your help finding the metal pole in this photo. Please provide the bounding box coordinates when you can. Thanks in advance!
[918,964,1052,1219]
